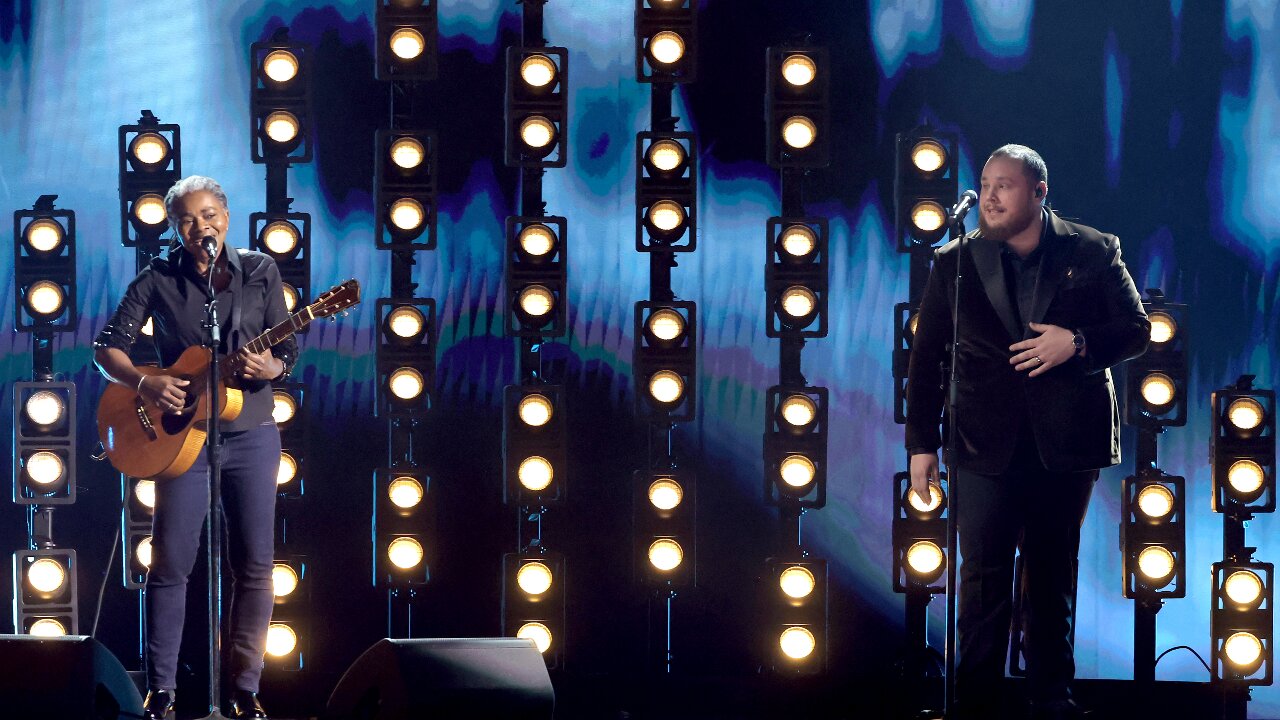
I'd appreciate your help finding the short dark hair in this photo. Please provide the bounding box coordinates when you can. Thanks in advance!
[988,144,1047,186]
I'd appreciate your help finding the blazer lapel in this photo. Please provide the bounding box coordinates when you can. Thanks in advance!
[967,234,1021,342]
[1026,211,1080,333]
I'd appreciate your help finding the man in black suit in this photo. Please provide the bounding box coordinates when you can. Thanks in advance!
[905,145,1150,719]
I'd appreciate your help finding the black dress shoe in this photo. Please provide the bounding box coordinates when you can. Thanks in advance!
[142,689,176,720]
[228,690,269,719]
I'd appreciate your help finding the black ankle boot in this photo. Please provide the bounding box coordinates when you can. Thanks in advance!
[228,690,269,719]
[142,689,176,720]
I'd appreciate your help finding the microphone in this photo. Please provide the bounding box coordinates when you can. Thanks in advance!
[200,236,218,258]
[948,190,979,225]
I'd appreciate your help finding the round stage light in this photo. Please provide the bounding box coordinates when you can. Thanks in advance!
[266,624,298,657]
[646,200,686,235]
[517,561,553,597]
[1139,373,1176,409]
[1228,398,1265,433]
[520,53,557,89]
[781,54,816,87]
[1225,570,1264,609]
[1137,546,1175,587]
[272,564,299,598]
[907,313,920,340]
[517,285,555,321]
[517,622,553,654]
[779,454,816,489]
[647,31,686,66]
[390,136,426,171]
[24,218,65,254]
[136,536,153,569]
[779,627,816,660]
[277,452,297,486]
[261,221,300,256]
[779,566,816,600]
[647,370,685,405]
[25,390,65,427]
[1148,311,1177,345]
[646,309,685,344]
[264,111,300,144]
[388,476,424,509]
[262,50,299,84]
[518,394,553,428]
[271,390,297,425]
[1223,632,1263,673]
[27,558,67,595]
[130,132,170,168]
[1136,484,1175,521]
[910,140,947,175]
[519,116,557,152]
[781,116,817,150]
[132,193,167,227]
[389,367,426,401]
[911,200,946,234]
[780,286,817,320]
[646,139,686,176]
[518,456,554,492]
[283,284,300,312]
[518,224,557,259]
[780,394,817,429]
[906,541,945,579]
[134,479,156,510]
[387,537,424,570]
[25,281,66,319]
[648,539,683,572]
[387,305,427,342]
[390,28,426,60]
[389,198,425,232]
[28,618,67,637]
[25,451,64,487]
[648,478,683,511]
[907,483,946,518]
[1227,460,1265,499]
[779,224,817,260]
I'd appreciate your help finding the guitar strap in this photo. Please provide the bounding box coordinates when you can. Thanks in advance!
[230,251,246,352]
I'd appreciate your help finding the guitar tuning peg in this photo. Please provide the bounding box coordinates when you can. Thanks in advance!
[342,310,349,317]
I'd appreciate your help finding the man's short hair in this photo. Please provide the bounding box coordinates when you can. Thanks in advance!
[164,176,229,233]
[988,144,1047,186]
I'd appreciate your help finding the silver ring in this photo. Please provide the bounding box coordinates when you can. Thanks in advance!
[1034,356,1043,364]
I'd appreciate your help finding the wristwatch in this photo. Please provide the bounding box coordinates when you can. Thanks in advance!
[1072,330,1086,357]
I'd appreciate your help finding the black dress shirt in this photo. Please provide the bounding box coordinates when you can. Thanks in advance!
[94,245,297,432]
[999,208,1051,335]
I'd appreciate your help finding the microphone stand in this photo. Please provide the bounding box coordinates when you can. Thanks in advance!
[200,250,228,720]
[942,211,967,718]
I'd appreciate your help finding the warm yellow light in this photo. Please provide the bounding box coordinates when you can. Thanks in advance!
[25,451,64,486]
[1225,571,1264,608]
[26,281,65,317]
[390,28,425,60]
[781,286,817,319]
[1228,398,1265,432]
[907,313,919,338]
[1227,460,1266,497]
[133,194,167,226]
[647,140,685,173]
[25,219,64,253]
[908,483,945,515]
[520,54,557,88]
[910,140,947,174]
[389,367,426,401]
[136,536,153,569]
[647,200,686,233]
[648,539,684,571]
[389,197,425,231]
[1148,311,1177,345]
[262,50,299,83]
[266,623,298,657]
[781,116,817,150]
[28,618,67,637]
[272,564,299,598]
[780,225,816,258]
[517,285,555,319]
[906,541,945,576]
[779,455,816,489]
[262,221,300,256]
[648,31,686,66]
[517,622,552,654]
[25,390,64,426]
[130,133,170,166]
[27,558,67,594]
[390,137,426,170]
[648,478,683,511]
[648,370,685,405]
[779,627,816,660]
[1223,632,1263,671]
[388,476,424,509]
[272,390,297,425]
[518,224,557,258]
[387,537,424,569]
[518,456,554,492]
[134,479,156,510]
[264,111,300,143]
[519,116,556,150]
[283,284,300,312]
[781,54,817,86]
[647,309,685,342]
[277,452,297,486]
[518,394,553,427]
[1137,546,1175,585]
[1136,484,1175,520]
[517,561,553,596]
[779,566,816,599]
[388,306,426,341]
[911,201,946,233]
[780,394,817,428]
[1140,373,1176,408]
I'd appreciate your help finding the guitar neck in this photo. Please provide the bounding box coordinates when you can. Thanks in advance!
[240,307,313,356]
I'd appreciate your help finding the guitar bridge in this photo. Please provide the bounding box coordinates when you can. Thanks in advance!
[134,397,158,441]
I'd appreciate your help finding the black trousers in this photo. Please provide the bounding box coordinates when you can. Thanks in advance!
[954,432,1096,711]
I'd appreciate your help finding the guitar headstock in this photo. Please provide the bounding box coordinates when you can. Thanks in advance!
[306,279,361,320]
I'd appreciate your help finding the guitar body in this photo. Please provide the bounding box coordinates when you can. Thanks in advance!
[96,346,244,481]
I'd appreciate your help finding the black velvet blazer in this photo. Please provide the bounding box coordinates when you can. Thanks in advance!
[905,210,1151,474]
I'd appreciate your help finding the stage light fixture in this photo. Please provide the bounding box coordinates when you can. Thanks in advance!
[251,32,312,164]
[375,129,437,250]
[765,386,828,508]
[766,46,827,168]
[13,382,76,505]
[128,132,171,170]
[648,478,682,511]
[778,223,817,262]
[766,217,828,338]
[272,391,297,426]
[1121,470,1185,599]
[15,197,77,332]
[894,126,957,250]
[126,193,165,226]
[647,538,684,572]
[273,564,299,598]
[635,0,696,82]
[636,131,697,252]
[373,468,434,587]
[266,622,299,658]
[375,0,437,80]
[23,218,65,256]
[893,471,948,594]
[1125,292,1188,428]
[635,469,696,588]
[634,301,697,421]
[249,209,311,313]
[119,111,181,248]
[388,476,424,509]
[517,561,554,597]
[503,551,565,668]
[1211,379,1275,516]
[1212,560,1273,684]
[766,557,827,673]
[506,217,567,338]
[377,298,436,418]
[136,537,153,568]
[505,47,568,168]
[28,618,68,636]
[13,549,78,636]
[903,482,946,522]
[517,223,557,260]
[518,622,553,654]
[779,566,816,599]
[277,452,299,487]
[121,475,154,589]
[282,284,300,312]
[504,385,567,505]
[780,54,817,87]
[270,381,306,500]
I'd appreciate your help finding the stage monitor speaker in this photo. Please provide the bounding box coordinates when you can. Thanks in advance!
[326,637,554,720]
[0,635,143,719]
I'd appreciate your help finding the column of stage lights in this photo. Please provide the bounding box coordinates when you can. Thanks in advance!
[500,0,569,668]
[632,0,698,674]
[761,43,830,675]
[12,196,80,637]
[371,0,440,639]
[1119,290,1189,682]
[890,126,957,699]
[249,28,315,669]
[1209,375,1276,714]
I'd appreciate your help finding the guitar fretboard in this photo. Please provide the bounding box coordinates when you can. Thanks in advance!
[241,306,314,356]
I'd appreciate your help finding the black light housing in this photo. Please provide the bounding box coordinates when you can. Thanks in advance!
[502,550,566,668]
[375,129,438,250]
[250,210,312,321]
[13,548,78,636]
[375,0,438,81]
[250,30,313,164]
[766,217,828,339]
[634,301,697,422]
[121,475,155,590]
[373,467,434,588]
[506,216,567,338]
[272,381,307,500]
[766,46,828,169]
[764,385,827,509]
[376,298,436,418]
[1121,470,1186,599]
[1212,560,1274,684]
[894,126,958,250]
[13,381,75,505]
[765,556,827,674]
[503,385,567,507]
[1125,291,1188,429]
[1211,378,1276,517]
[635,0,696,83]
[634,468,696,588]
[14,197,77,332]
[505,46,568,169]
[892,471,948,593]
[118,110,181,248]
[636,131,697,253]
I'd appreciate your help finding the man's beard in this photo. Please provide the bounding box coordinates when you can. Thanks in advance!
[979,207,1037,242]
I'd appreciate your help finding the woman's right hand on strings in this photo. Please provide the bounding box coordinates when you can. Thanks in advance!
[137,375,190,414]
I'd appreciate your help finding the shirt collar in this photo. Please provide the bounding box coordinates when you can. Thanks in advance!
[176,242,242,279]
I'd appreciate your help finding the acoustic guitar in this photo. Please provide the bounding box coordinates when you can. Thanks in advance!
[96,279,361,481]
